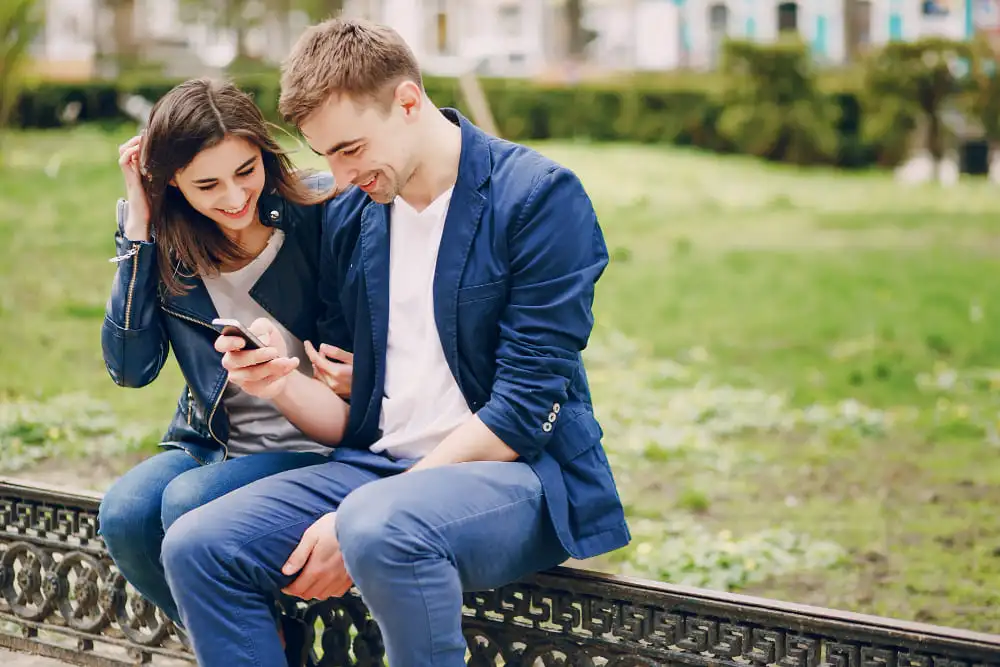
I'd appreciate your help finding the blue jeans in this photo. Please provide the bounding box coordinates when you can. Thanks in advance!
[98,448,330,624]
[161,447,569,667]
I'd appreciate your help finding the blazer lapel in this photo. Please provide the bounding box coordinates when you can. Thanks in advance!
[433,110,491,389]
[357,202,392,439]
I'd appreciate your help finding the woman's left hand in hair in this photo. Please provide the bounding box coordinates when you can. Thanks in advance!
[217,318,299,400]
[304,342,353,399]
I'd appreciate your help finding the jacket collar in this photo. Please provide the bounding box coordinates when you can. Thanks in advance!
[354,108,492,437]
[258,190,291,230]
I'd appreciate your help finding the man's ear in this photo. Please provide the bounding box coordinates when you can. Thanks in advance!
[395,81,423,117]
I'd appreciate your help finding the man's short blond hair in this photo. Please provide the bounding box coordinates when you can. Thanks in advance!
[279,17,423,127]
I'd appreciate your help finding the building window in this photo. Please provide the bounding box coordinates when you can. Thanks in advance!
[849,0,872,53]
[778,2,798,32]
[709,3,729,66]
[428,0,451,55]
[437,11,448,53]
[499,3,522,38]
[922,1,950,16]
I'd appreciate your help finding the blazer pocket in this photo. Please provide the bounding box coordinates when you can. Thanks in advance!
[457,279,506,304]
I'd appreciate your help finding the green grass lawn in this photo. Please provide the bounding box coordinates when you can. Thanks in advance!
[2,126,999,632]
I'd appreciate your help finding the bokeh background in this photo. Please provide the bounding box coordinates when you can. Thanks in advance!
[2,0,1000,634]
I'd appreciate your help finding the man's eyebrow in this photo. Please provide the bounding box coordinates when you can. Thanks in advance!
[319,139,363,156]
[191,156,257,184]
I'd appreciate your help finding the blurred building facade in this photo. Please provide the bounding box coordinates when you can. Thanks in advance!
[28,0,1000,80]
[344,0,998,74]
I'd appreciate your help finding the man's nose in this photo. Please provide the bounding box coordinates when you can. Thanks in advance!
[329,161,358,188]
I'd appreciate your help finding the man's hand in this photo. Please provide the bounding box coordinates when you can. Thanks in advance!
[280,513,352,600]
[304,341,353,399]
[216,318,299,400]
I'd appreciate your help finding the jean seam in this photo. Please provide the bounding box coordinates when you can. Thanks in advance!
[420,491,544,661]
[412,559,443,663]
[425,490,544,538]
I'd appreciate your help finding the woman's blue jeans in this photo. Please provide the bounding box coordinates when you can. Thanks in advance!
[97,448,329,624]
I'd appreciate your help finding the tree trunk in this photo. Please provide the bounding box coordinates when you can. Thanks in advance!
[926,110,944,164]
[990,142,1000,184]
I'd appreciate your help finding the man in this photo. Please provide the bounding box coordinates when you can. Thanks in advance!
[160,17,629,667]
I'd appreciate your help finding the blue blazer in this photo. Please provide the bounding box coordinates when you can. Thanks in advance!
[319,109,630,560]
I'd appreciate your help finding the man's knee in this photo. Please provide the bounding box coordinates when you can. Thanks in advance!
[336,482,431,575]
[161,509,226,577]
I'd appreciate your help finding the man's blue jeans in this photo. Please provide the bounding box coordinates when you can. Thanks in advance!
[98,448,330,624]
[161,447,569,667]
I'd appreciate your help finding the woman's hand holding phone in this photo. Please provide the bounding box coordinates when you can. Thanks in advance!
[214,318,299,400]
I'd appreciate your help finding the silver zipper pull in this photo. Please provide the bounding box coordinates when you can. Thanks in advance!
[108,244,140,263]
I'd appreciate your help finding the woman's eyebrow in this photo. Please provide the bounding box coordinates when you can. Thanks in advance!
[191,156,257,184]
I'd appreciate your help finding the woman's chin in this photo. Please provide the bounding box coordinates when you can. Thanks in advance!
[212,212,256,232]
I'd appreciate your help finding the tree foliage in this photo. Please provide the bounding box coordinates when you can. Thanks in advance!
[861,38,972,162]
[0,0,43,166]
[716,38,840,165]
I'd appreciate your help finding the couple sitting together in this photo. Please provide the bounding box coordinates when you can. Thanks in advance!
[99,16,630,667]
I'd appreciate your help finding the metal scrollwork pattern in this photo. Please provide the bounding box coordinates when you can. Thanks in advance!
[3,481,1000,667]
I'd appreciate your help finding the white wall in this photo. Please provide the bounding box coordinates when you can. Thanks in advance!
[635,0,682,70]
[39,0,96,62]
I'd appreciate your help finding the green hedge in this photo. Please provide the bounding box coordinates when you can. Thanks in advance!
[12,49,876,168]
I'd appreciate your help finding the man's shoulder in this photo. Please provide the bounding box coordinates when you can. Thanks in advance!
[482,135,589,217]
[486,136,567,190]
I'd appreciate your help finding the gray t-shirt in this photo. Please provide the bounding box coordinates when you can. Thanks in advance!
[202,230,330,458]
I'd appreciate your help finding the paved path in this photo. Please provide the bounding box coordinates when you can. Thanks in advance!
[0,648,74,666]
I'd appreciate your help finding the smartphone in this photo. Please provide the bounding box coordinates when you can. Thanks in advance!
[211,318,266,351]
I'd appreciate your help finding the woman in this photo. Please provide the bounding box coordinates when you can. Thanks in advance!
[99,78,351,626]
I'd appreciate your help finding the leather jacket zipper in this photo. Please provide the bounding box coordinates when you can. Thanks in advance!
[123,243,140,330]
[162,306,230,460]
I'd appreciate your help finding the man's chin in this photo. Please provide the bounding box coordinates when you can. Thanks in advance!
[367,190,394,205]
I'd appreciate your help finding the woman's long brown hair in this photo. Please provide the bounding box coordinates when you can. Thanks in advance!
[140,78,330,295]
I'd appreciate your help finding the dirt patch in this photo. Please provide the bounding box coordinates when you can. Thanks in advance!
[6,452,148,494]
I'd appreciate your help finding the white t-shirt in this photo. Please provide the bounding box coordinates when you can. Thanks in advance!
[202,229,329,457]
[371,186,473,460]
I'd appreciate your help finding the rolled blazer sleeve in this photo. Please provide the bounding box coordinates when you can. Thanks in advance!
[477,166,609,462]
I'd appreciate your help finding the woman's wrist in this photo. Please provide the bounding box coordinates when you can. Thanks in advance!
[123,215,151,242]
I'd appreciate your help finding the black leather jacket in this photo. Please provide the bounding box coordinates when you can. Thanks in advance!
[101,173,333,464]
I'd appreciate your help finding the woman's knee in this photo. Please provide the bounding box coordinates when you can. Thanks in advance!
[161,470,218,531]
[99,475,163,558]
[99,450,198,552]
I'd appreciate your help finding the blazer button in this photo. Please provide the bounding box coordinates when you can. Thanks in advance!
[548,412,557,422]
[269,210,280,221]
[552,403,561,413]
[542,422,553,433]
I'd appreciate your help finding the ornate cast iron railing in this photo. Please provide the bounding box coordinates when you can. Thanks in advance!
[2,477,1000,667]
